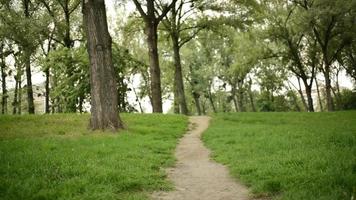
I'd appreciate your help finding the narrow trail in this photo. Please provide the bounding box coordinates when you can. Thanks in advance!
[152,116,250,200]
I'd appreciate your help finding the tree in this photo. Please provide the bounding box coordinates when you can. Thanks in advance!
[82,0,123,130]
[39,0,82,112]
[266,2,318,112]
[162,0,206,115]
[132,0,177,113]
[293,0,354,111]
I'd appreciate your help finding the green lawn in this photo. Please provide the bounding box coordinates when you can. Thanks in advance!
[0,114,188,200]
[203,112,356,200]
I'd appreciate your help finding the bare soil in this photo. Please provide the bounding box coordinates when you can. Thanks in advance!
[151,116,251,200]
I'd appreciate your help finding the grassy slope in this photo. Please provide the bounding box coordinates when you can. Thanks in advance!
[203,112,356,200]
[0,114,188,200]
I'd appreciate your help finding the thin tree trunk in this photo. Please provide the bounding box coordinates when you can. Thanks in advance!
[323,66,334,111]
[18,76,22,114]
[1,50,7,114]
[296,77,308,111]
[207,87,217,113]
[131,80,144,113]
[231,86,239,112]
[315,77,323,111]
[83,0,123,130]
[247,78,256,112]
[193,92,202,115]
[13,76,18,114]
[45,68,50,113]
[237,80,245,112]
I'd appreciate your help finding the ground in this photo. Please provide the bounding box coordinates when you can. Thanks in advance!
[152,116,250,200]
[1,112,355,200]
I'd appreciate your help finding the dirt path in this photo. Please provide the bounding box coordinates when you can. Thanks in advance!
[152,116,250,200]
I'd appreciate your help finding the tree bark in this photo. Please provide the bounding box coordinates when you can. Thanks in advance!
[300,77,315,112]
[315,77,323,111]
[193,92,202,115]
[323,66,334,111]
[18,76,22,114]
[12,75,18,114]
[45,68,50,113]
[83,0,123,131]
[145,23,163,113]
[172,34,188,115]
[1,47,7,114]
[23,0,35,114]
[24,51,35,114]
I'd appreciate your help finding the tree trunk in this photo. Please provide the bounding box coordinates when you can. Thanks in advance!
[300,78,314,112]
[83,0,123,131]
[207,87,217,113]
[1,50,7,114]
[305,85,314,112]
[23,1,35,114]
[323,66,334,111]
[145,23,163,113]
[297,77,308,111]
[231,86,239,112]
[171,33,188,115]
[193,92,202,115]
[248,78,256,112]
[236,80,245,112]
[315,77,323,111]
[45,68,50,113]
[24,51,35,114]
[13,75,18,114]
[173,86,180,113]
[18,76,22,114]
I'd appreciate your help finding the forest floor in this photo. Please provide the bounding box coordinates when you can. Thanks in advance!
[152,116,251,200]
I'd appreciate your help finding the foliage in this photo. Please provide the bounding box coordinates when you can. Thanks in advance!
[0,113,188,199]
[203,112,356,200]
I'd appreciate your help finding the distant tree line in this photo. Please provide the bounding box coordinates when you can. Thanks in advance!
[0,0,355,118]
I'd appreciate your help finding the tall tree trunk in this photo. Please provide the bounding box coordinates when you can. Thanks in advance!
[145,23,163,113]
[315,77,323,111]
[13,75,19,114]
[24,51,35,114]
[83,0,123,130]
[1,50,7,114]
[45,68,50,113]
[18,76,22,114]
[171,34,188,115]
[23,1,35,114]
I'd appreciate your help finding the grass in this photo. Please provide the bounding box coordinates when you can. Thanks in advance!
[202,112,356,200]
[0,113,188,200]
